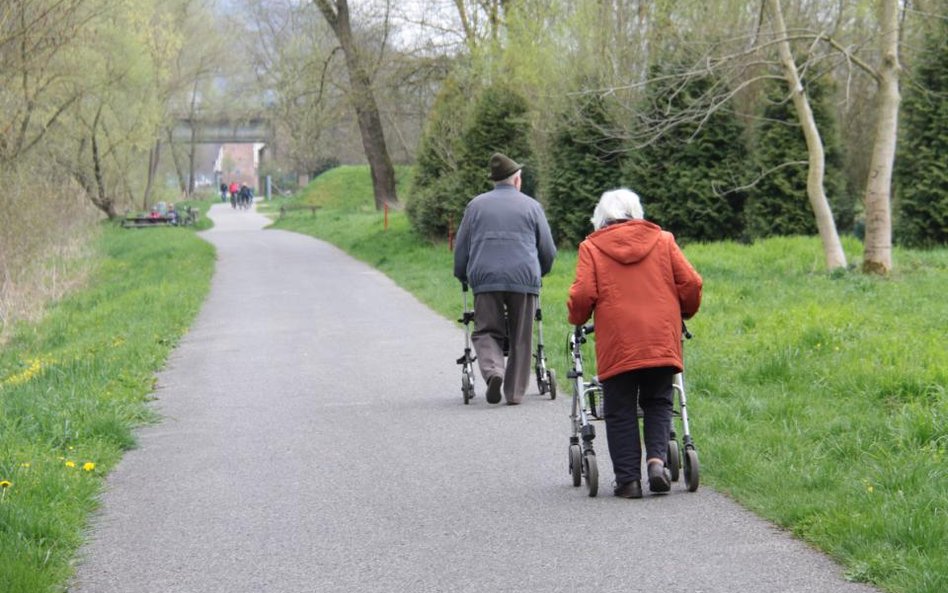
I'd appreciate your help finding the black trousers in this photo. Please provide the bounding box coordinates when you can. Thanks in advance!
[601,367,676,484]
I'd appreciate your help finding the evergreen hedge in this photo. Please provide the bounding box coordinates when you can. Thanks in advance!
[745,77,852,240]
[407,82,534,239]
[623,67,751,243]
[895,21,948,248]
[544,92,624,246]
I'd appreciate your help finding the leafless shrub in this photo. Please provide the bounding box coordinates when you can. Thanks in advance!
[0,160,102,340]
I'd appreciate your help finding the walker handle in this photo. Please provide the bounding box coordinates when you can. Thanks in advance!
[462,282,469,292]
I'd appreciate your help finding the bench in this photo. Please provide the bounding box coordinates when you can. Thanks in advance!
[122,216,172,228]
[278,205,320,219]
[121,208,199,228]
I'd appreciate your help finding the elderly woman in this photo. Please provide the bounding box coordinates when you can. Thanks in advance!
[567,189,702,499]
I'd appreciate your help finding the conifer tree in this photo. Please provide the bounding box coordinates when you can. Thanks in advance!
[407,82,534,239]
[895,21,948,247]
[623,67,750,243]
[406,76,471,238]
[545,92,624,246]
[745,77,852,240]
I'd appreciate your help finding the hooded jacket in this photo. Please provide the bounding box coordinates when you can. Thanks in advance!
[567,219,702,380]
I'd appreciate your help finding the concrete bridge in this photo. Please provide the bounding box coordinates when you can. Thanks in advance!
[170,116,273,144]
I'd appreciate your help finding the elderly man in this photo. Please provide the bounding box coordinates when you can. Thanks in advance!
[453,152,557,405]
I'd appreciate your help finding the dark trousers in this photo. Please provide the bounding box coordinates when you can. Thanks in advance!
[601,367,676,483]
[472,291,536,403]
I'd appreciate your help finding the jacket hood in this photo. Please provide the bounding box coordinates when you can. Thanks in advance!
[587,220,662,264]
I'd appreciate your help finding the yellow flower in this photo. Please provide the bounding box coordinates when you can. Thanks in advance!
[82,462,96,472]
[20,462,30,468]
[65,461,76,468]
[0,480,11,488]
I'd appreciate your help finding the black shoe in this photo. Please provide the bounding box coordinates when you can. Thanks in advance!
[648,462,671,493]
[486,375,503,404]
[614,481,643,499]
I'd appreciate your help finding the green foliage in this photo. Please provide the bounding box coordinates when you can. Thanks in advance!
[406,76,474,238]
[0,223,214,593]
[745,77,853,240]
[544,91,624,246]
[895,20,948,248]
[407,82,534,239]
[623,65,751,243]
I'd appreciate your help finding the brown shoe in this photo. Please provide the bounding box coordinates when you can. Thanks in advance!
[648,462,671,493]
[486,375,503,404]
[614,481,643,499]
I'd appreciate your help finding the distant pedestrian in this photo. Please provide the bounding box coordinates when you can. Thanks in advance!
[220,182,228,203]
[567,188,702,499]
[453,152,557,405]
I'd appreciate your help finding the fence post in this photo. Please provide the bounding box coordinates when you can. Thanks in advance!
[384,202,389,231]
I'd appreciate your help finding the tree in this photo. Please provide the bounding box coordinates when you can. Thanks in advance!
[859,0,901,273]
[894,12,946,247]
[746,76,852,240]
[407,81,532,238]
[314,0,398,209]
[406,75,472,238]
[623,64,751,243]
[544,90,624,246]
[0,0,89,165]
[764,0,847,268]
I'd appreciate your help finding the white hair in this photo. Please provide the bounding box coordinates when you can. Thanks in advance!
[591,188,644,230]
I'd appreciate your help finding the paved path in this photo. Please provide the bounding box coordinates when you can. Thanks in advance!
[70,204,878,593]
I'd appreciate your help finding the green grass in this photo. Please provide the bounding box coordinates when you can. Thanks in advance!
[0,223,214,593]
[266,165,947,593]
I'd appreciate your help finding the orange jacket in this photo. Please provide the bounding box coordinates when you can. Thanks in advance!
[567,220,702,380]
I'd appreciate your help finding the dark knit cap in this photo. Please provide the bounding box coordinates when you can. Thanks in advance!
[488,152,523,182]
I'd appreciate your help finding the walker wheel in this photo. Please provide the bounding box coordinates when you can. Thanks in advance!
[684,448,700,492]
[584,451,599,497]
[462,372,474,405]
[569,444,582,487]
[547,369,557,400]
[667,439,681,482]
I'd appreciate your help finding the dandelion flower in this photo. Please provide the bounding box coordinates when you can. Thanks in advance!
[65,461,76,468]
[82,462,96,472]
[0,480,11,488]
[20,462,30,468]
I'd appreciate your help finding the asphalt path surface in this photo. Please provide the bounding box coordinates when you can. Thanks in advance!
[70,203,879,593]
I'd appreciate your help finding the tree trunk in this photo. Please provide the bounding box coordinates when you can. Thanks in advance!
[89,108,117,219]
[187,80,199,197]
[166,128,188,196]
[144,138,161,209]
[315,0,398,210]
[767,0,847,270]
[861,0,901,275]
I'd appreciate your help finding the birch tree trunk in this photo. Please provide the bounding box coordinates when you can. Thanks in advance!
[861,0,901,275]
[766,0,847,270]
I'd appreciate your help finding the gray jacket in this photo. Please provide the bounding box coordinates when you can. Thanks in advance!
[453,183,556,294]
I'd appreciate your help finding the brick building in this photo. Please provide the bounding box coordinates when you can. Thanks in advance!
[215,143,264,191]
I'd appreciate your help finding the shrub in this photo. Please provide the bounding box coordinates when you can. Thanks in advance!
[895,20,948,248]
[744,76,853,240]
[622,65,751,243]
[544,91,624,247]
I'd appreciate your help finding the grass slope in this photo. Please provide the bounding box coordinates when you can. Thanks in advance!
[0,214,215,592]
[265,165,947,593]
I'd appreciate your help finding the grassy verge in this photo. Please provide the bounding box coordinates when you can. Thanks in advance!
[264,166,947,593]
[0,222,215,592]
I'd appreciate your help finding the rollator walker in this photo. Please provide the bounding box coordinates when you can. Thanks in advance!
[457,283,557,404]
[566,323,700,497]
